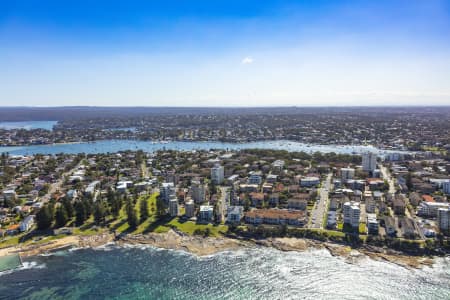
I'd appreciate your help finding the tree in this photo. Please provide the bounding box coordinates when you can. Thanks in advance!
[94,201,107,225]
[156,197,166,217]
[74,201,87,226]
[55,206,68,228]
[405,172,413,190]
[63,198,75,219]
[126,200,138,229]
[36,205,53,230]
[140,197,149,223]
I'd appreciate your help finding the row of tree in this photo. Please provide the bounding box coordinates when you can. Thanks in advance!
[35,190,165,231]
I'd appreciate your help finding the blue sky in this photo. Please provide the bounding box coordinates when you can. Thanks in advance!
[1,0,449,106]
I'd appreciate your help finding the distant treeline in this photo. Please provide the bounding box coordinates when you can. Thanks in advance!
[1,106,450,121]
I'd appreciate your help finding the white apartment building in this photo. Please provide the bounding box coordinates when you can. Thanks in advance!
[211,164,224,185]
[191,180,206,203]
[226,206,244,224]
[169,198,179,217]
[199,205,214,222]
[185,200,195,218]
[367,213,379,234]
[160,182,176,205]
[343,201,360,228]
[362,152,377,173]
[437,208,450,233]
[341,167,355,182]
[418,202,450,217]
[443,181,450,195]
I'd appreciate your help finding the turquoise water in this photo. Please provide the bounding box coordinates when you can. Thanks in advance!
[0,254,21,272]
[0,246,449,299]
[0,139,405,156]
[0,121,57,131]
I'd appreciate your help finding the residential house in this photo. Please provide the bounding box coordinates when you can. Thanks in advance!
[19,215,35,232]
[288,199,307,210]
[249,192,264,208]
[300,176,320,187]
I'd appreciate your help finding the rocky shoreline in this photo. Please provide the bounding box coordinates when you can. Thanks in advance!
[0,230,436,269]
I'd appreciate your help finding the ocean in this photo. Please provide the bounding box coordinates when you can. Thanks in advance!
[1,245,449,300]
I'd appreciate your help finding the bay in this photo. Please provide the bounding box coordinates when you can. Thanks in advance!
[0,140,406,156]
[0,121,57,131]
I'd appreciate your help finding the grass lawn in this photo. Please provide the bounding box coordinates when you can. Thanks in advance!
[108,193,159,234]
[73,227,105,236]
[359,223,367,235]
[0,235,22,248]
[323,229,346,238]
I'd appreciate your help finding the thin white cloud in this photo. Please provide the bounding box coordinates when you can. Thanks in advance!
[241,57,254,64]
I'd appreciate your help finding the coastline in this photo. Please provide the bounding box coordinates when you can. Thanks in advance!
[0,230,436,270]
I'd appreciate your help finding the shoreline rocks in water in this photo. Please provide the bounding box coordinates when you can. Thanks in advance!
[0,230,436,269]
[116,230,249,256]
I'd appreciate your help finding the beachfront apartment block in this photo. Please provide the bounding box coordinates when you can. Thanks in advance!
[437,208,450,234]
[185,199,195,218]
[160,182,176,205]
[327,211,337,229]
[211,164,224,184]
[343,201,360,228]
[367,213,379,235]
[226,206,244,225]
[169,198,179,217]
[199,205,214,222]
[244,209,306,226]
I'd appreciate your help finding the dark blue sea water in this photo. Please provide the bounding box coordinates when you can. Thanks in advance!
[1,245,449,300]
[0,139,405,156]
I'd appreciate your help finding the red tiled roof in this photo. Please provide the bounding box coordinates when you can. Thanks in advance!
[245,209,305,220]
[422,195,434,203]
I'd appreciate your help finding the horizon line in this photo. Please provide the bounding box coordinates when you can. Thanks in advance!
[1,105,450,108]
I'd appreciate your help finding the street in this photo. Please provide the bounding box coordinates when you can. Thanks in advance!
[309,173,332,229]
[380,165,396,195]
